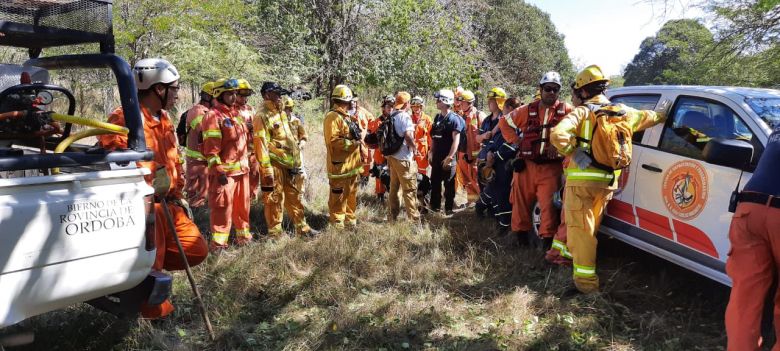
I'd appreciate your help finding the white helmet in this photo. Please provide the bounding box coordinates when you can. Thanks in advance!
[539,71,562,87]
[133,58,180,90]
[434,89,455,105]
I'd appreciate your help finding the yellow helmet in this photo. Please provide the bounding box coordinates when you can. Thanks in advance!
[487,87,507,109]
[237,78,254,95]
[457,90,476,103]
[212,78,240,97]
[572,65,610,90]
[283,96,295,108]
[331,84,354,102]
[200,81,216,96]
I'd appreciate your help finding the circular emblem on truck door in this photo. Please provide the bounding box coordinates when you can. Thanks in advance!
[662,160,709,220]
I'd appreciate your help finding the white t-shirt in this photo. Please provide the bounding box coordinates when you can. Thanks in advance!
[389,110,415,161]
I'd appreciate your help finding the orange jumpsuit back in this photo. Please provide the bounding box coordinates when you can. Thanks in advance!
[368,115,387,195]
[202,100,252,247]
[411,111,433,175]
[183,103,210,207]
[356,106,373,177]
[498,100,571,237]
[457,105,484,202]
[98,106,208,318]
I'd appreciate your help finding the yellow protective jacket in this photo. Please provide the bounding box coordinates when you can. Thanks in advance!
[253,100,302,172]
[550,94,666,189]
[324,106,363,179]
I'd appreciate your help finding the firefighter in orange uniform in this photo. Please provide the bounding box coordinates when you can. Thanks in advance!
[499,72,572,248]
[410,95,433,212]
[351,97,373,185]
[235,79,261,199]
[324,85,364,227]
[367,96,395,201]
[182,81,215,208]
[202,78,253,249]
[455,90,485,206]
[253,82,314,237]
[98,58,207,319]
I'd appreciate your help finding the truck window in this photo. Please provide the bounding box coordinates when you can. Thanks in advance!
[610,94,661,143]
[659,96,757,166]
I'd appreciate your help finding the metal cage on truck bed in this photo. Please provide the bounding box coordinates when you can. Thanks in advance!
[0,0,152,173]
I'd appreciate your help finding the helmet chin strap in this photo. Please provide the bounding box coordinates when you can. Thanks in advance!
[155,84,170,112]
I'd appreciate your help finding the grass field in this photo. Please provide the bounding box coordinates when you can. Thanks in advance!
[3,100,732,350]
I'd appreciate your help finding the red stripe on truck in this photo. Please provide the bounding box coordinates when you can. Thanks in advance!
[606,199,636,225]
[635,207,674,240]
[672,219,718,258]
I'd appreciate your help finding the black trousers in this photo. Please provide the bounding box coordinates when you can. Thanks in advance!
[430,159,456,212]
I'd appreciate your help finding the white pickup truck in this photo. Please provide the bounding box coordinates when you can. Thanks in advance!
[0,0,168,331]
[600,85,780,286]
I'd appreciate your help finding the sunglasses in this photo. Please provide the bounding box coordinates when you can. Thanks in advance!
[542,86,560,93]
[487,91,502,99]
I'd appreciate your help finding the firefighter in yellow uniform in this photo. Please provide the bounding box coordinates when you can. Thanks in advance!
[550,65,669,294]
[253,82,314,238]
[324,85,363,228]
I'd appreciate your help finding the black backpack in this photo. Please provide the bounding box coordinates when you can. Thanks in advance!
[378,111,405,155]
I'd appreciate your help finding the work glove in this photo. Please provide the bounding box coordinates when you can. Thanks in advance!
[261,173,275,189]
[171,198,193,219]
[656,98,673,121]
[217,172,229,186]
[572,148,593,170]
[299,139,307,149]
[152,165,171,197]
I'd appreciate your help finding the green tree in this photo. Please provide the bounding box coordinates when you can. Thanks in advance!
[623,19,714,86]
[475,0,574,97]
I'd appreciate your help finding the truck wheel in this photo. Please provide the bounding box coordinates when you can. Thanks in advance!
[528,201,543,249]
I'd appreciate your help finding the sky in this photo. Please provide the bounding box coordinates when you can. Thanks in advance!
[526,0,707,77]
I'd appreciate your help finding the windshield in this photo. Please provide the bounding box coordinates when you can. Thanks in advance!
[746,97,780,130]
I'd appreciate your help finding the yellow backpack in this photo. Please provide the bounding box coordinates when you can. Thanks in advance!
[583,103,633,170]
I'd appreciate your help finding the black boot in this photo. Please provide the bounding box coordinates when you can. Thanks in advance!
[514,231,530,247]
[542,237,553,251]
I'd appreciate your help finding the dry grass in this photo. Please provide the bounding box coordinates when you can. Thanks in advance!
[4,99,730,350]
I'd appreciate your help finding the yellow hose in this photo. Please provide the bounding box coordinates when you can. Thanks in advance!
[51,113,129,134]
[51,128,120,174]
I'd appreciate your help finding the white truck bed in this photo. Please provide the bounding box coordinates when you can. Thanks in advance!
[0,168,155,327]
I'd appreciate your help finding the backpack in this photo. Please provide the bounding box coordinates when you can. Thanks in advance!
[582,103,633,170]
[378,111,404,155]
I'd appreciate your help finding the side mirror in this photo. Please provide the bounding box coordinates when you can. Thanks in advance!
[703,139,754,169]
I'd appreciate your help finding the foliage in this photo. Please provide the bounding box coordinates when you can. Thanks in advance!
[623,19,714,86]
[634,0,780,87]
[475,0,575,98]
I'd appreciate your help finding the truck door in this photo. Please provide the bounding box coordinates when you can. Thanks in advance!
[606,94,662,225]
[632,95,760,276]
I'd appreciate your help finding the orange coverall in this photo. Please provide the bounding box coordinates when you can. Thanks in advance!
[356,106,373,177]
[238,104,260,199]
[457,105,484,202]
[498,100,571,237]
[183,102,210,207]
[99,106,208,318]
[368,115,387,195]
[202,100,252,247]
[411,111,433,175]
